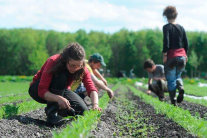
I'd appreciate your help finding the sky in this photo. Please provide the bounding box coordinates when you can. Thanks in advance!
[0,0,206,33]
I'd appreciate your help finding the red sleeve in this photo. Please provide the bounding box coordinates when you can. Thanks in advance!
[82,67,98,96]
[38,59,55,98]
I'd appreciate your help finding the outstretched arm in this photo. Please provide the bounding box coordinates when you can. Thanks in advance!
[91,74,114,99]
[90,91,102,111]
[93,69,107,85]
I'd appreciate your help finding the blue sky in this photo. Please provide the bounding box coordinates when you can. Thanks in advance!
[0,0,206,33]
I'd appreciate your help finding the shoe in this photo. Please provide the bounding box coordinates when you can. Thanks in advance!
[177,89,184,103]
[58,107,76,117]
[171,100,177,106]
[45,104,63,125]
[159,97,164,101]
[47,113,63,125]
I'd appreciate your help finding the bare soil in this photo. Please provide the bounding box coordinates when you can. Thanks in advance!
[90,87,196,137]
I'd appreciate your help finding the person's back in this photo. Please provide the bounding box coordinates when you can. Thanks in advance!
[162,6,188,106]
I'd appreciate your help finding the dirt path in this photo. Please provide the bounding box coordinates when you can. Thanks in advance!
[90,86,196,137]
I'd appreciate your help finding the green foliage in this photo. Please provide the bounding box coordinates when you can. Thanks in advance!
[0,100,45,119]
[1,28,207,77]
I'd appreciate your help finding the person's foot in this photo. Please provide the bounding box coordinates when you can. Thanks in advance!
[47,113,63,125]
[171,100,177,106]
[158,90,165,101]
[159,96,165,101]
[177,89,184,103]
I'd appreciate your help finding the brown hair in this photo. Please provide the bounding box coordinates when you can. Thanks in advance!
[144,59,155,69]
[49,42,86,80]
[163,6,178,20]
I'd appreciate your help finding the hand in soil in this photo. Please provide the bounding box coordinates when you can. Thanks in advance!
[92,104,102,111]
[107,89,114,99]
[57,96,71,110]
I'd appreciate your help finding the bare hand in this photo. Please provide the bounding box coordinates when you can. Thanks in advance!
[107,89,114,99]
[92,104,102,111]
[57,96,71,110]
[147,90,151,95]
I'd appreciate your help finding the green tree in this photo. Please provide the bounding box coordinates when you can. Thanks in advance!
[188,50,203,77]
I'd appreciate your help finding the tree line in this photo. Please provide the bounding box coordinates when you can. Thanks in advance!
[0,28,206,78]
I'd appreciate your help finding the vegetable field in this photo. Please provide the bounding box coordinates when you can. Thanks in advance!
[0,76,207,137]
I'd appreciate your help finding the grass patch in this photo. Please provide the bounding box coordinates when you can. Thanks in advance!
[0,82,29,96]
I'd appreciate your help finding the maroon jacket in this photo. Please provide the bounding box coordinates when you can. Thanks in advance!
[31,54,97,98]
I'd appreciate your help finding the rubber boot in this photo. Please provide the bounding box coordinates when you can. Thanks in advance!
[169,90,176,106]
[157,80,165,101]
[176,81,184,103]
[45,102,63,125]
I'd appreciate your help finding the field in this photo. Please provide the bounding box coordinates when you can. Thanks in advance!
[0,77,207,137]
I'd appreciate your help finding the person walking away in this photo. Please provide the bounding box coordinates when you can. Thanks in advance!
[162,6,188,105]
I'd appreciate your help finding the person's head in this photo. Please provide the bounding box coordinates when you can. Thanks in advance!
[163,6,178,22]
[88,53,106,70]
[50,42,86,80]
[144,59,156,73]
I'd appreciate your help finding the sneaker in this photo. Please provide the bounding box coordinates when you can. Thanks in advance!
[177,89,184,103]
[47,113,63,125]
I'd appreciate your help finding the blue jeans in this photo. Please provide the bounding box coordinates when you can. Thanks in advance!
[75,83,87,99]
[165,56,186,101]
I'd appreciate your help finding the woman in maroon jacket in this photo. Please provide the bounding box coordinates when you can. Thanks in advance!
[29,42,101,125]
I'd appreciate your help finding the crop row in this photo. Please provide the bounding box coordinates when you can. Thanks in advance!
[128,85,207,137]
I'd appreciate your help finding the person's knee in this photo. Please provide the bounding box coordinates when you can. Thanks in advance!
[76,104,88,115]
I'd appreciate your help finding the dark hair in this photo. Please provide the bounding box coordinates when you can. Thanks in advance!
[163,6,178,20]
[49,42,85,80]
[88,58,100,63]
[144,59,155,69]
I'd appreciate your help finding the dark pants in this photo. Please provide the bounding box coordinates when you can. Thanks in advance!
[28,71,88,116]
[149,79,167,99]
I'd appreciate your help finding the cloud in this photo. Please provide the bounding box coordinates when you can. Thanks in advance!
[0,0,206,32]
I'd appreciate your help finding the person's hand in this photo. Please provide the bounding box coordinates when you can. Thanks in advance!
[102,78,107,86]
[57,96,71,110]
[185,56,188,63]
[92,103,102,111]
[163,56,167,64]
[107,89,114,99]
[147,90,151,95]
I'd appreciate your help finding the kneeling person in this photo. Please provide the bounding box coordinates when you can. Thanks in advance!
[71,53,114,100]
[144,59,168,101]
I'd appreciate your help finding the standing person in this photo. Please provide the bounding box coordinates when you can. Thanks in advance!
[162,6,188,105]
[144,59,168,101]
[29,42,101,125]
[71,53,114,99]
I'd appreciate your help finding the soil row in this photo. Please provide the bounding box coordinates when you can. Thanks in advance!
[0,89,109,137]
[90,86,196,137]
[139,87,207,120]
